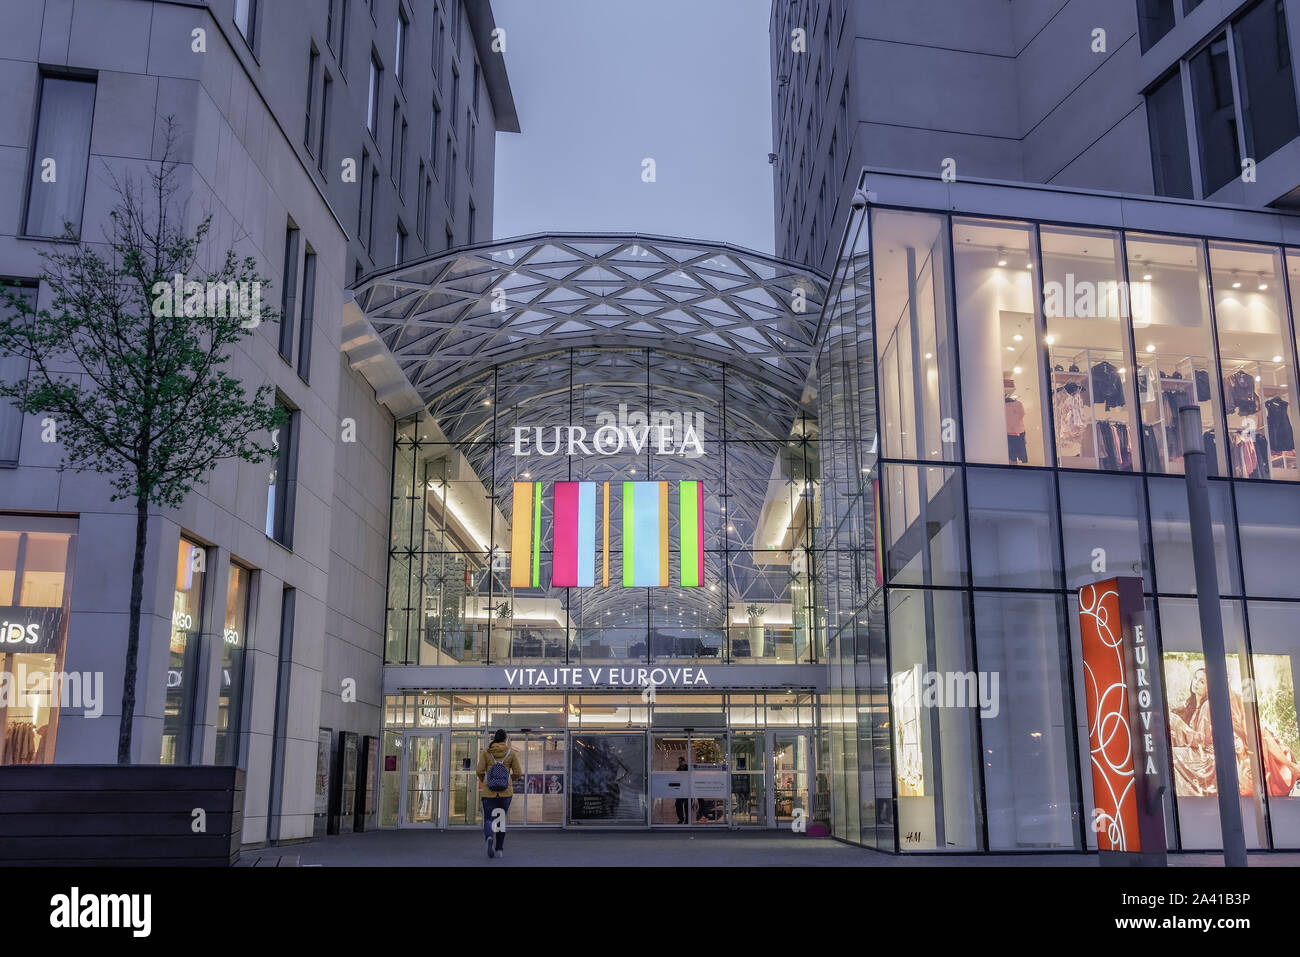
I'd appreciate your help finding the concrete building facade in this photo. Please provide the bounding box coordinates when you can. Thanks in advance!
[0,0,514,847]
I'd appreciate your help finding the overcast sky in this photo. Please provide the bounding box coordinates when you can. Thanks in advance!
[490,0,776,254]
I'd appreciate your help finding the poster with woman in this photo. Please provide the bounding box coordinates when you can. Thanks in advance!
[1163,653,1300,798]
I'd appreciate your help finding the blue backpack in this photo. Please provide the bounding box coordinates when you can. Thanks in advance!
[485,749,512,792]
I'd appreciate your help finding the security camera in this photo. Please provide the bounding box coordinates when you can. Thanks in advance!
[850,189,869,209]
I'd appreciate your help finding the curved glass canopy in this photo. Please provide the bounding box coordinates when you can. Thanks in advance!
[352,233,829,404]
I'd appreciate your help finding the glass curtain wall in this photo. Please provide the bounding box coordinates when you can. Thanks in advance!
[387,349,820,668]
[849,199,1300,852]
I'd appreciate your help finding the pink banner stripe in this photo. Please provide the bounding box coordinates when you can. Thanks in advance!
[552,481,580,587]
[696,482,704,575]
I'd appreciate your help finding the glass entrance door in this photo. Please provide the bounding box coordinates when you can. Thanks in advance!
[771,731,812,826]
[651,732,730,826]
[569,733,648,825]
[730,732,767,826]
[447,732,480,827]
[504,732,566,826]
[400,732,446,827]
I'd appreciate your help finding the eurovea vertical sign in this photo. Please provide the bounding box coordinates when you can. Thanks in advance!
[1078,576,1168,865]
[510,480,705,589]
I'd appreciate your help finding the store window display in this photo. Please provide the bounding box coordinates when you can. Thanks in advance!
[952,218,1049,466]
[0,518,76,766]
[1209,242,1299,481]
[162,537,206,764]
[871,209,961,463]
[1040,227,1139,472]
[1126,233,1227,476]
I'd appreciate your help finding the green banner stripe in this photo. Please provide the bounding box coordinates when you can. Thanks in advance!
[622,481,634,587]
[680,481,699,586]
[532,481,541,588]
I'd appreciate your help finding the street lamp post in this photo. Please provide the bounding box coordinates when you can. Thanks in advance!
[1178,405,1248,867]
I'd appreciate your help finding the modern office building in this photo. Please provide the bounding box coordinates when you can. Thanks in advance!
[772,0,1300,275]
[0,0,514,846]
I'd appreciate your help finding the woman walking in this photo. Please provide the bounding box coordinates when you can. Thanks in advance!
[477,729,522,858]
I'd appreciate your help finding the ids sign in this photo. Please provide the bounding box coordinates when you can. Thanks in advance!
[1078,577,1168,865]
[0,605,63,654]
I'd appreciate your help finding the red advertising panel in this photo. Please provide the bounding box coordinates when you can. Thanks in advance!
[1078,580,1141,852]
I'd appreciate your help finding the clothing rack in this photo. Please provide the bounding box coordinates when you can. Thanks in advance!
[1051,346,1128,468]
[1138,353,1209,473]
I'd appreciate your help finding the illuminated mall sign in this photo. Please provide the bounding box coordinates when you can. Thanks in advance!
[0,605,63,655]
[512,405,706,459]
[503,665,711,688]
[1077,576,1167,865]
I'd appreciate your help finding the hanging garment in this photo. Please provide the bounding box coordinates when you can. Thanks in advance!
[1196,370,1212,402]
[1005,398,1027,436]
[1204,430,1219,477]
[1255,433,1271,479]
[1266,396,1295,453]
[1237,434,1258,478]
[1007,432,1028,464]
[1055,389,1088,457]
[1142,424,1161,470]
[1091,361,1126,410]
[1161,388,1190,459]
[2,722,37,765]
[1227,370,1260,415]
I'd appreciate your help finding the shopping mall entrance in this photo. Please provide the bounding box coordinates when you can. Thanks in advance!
[380,693,824,830]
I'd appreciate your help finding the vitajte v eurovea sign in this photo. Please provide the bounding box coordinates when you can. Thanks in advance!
[1078,577,1168,865]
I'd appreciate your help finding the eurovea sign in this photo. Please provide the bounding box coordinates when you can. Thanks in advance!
[503,665,711,688]
[512,405,706,459]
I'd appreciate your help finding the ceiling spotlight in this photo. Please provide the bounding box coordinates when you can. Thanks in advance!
[924,352,933,359]
[1013,366,1022,375]
[1259,283,1269,291]
[1118,368,1126,375]
[1273,355,1284,363]
[1145,344,1156,353]
[1006,346,1015,352]
[997,257,1008,267]
[1013,334,1023,342]
[1045,334,1055,345]
[1142,273,1152,281]
[1025,263,1033,270]
[522,472,531,479]
[1232,280,1242,289]
[1256,375,1263,382]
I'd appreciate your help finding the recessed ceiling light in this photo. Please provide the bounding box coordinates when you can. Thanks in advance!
[1232,281,1242,289]
[1013,334,1023,342]
[925,352,933,359]
[1006,346,1015,352]
[1142,273,1152,281]
[1256,375,1263,382]
[1118,368,1126,374]
[1013,366,1022,374]
[1025,263,1033,269]
[1145,344,1156,353]
[1273,355,1284,363]
[1045,335,1055,345]
[997,258,1008,267]
[1259,283,1268,291]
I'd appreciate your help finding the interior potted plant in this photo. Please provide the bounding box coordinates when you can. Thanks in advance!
[746,603,767,658]
[490,601,513,661]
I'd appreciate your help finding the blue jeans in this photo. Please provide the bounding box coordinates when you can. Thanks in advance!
[481,796,512,848]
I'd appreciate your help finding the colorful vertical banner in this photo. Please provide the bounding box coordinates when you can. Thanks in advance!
[510,481,543,588]
[622,481,669,587]
[552,482,597,587]
[679,480,704,586]
[602,482,610,587]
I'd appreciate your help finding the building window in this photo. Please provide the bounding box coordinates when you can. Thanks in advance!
[445,136,455,205]
[472,60,481,114]
[451,66,460,117]
[466,113,475,183]
[431,98,442,170]
[396,6,408,86]
[367,52,383,138]
[395,223,407,265]
[278,223,300,362]
[0,516,77,766]
[1137,0,1177,53]
[162,537,207,765]
[266,400,298,546]
[234,0,257,48]
[298,248,316,380]
[398,118,408,197]
[0,285,37,464]
[1234,0,1299,166]
[454,0,464,52]
[24,75,96,239]
[358,149,371,245]
[1189,35,1241,195]
[369,166,379,249]
[1146,69,1194,198]
[390,101,402,179]
[304,45,319,153]
[423,172,433,243]
[337,0,349,75]
[318,71,332,174]
[216,562,253,766]
[467,201,475,241]
[416,160,427,242]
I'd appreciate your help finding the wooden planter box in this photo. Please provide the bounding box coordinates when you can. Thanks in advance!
[0,765,243,866]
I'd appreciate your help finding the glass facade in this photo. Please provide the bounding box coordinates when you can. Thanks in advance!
[820,196,1300,852]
